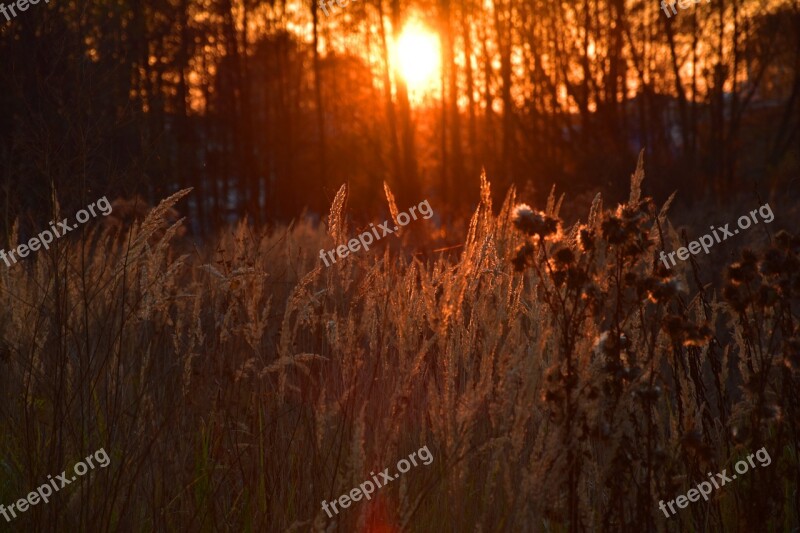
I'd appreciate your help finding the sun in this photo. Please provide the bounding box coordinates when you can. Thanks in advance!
[394,22,441,94]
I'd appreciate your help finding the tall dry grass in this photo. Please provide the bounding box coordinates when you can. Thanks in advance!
[0,157,798,532]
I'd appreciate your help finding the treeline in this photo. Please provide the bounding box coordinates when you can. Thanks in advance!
[0,0,798,233]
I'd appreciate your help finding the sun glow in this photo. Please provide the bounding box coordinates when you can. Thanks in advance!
[394,22,441,94]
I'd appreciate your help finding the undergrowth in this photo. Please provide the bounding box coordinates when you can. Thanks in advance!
[0,156,798,532]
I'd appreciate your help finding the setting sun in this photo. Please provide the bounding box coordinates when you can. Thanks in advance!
[394,22,441,93]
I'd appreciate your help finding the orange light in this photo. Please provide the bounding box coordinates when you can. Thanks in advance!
[394,22,441,94]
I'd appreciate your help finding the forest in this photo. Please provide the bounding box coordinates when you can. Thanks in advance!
[0,0,798,226]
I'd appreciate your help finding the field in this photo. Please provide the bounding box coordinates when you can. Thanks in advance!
[1,157,799,532]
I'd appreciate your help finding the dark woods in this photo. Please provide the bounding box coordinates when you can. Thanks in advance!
[0,0,798,232]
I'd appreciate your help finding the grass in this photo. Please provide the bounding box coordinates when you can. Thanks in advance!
[0,156,798,532]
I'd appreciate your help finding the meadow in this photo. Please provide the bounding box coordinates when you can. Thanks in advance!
[0,156,798,532]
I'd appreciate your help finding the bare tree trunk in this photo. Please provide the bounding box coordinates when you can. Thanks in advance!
[390,0,419,204]
[493,0,514,182]
[480,23,496,176]
[461,0,478,178]
[377,0,402,189]
[221,0,259,223]
[312,0,327,193]
[664,14,690,157]
[445,0,465,197]
[240,1,260,223]
[440,33,448,201]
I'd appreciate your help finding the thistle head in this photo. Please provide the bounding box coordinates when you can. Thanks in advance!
[512,203,560,239]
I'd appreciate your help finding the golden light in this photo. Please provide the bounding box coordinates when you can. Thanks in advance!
[394,22,441,94]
